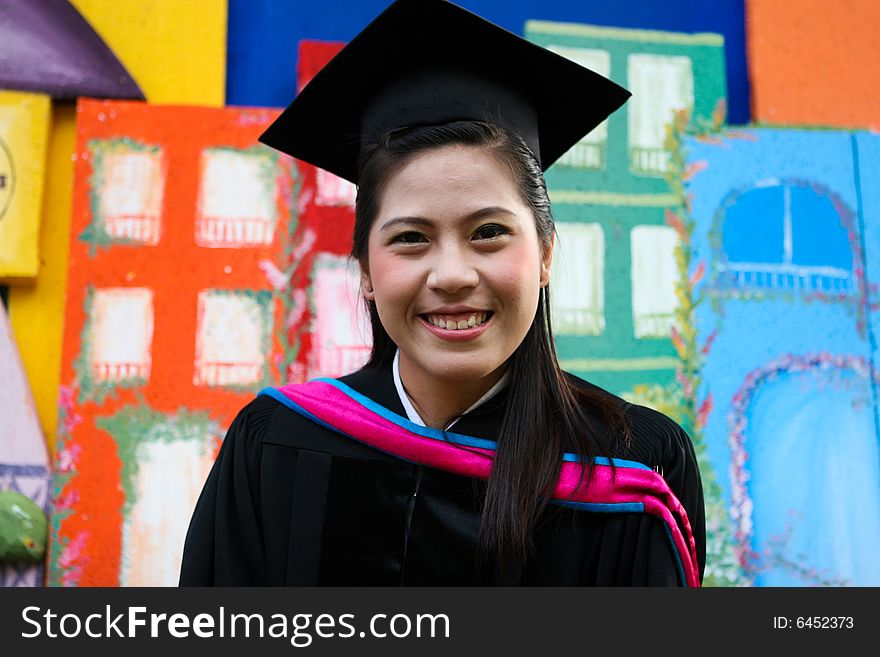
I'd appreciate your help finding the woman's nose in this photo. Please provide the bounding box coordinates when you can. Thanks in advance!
[426,247,479,294]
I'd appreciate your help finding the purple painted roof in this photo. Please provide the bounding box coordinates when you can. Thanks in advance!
[0,0,144,100]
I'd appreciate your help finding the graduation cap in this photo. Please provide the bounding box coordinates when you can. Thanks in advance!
[259,0,630,184]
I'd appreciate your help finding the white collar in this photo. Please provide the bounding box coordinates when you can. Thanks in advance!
[392,348,510,429]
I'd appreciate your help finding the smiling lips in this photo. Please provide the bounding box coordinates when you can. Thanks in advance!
[424,311,490,330]
[419,311,494,339]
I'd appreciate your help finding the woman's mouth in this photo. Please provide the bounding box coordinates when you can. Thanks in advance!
[418,311,494,339]
[424,311,491,330]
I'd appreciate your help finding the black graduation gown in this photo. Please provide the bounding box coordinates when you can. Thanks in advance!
[179,365,706,586]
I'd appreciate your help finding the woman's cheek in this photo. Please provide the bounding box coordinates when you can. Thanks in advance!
[488,255,540,291]
[370,258,420,303]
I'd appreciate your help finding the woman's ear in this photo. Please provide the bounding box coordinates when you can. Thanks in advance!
[540,232,555,288]
[360,265,375,301]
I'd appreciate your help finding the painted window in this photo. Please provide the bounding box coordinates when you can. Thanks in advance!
[550,222,605,335]
[315,168,357,207]
[627,54,694,176]
[195,148,278,247]
[120,436,216,586]
[631,225,678,338]
[720,180,854,292]
[193,290,272,386]
[548,46,611,170]
[90,288,154,381]
[310,254,371,378]
[744,368,880,585]
[95,144,165,245]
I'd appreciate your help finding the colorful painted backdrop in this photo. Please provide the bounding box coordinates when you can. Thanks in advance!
[51,100,292,586]
[1,0,877,587]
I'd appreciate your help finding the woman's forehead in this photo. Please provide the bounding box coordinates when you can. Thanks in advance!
[379,145,525,221]
[380,146,522,206]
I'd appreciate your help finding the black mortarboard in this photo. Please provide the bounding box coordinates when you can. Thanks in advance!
[259,0,630,184]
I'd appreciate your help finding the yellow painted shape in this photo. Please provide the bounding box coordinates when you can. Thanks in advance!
[0,91,51,281]
[70,0,227,106]
[7,104,77,454]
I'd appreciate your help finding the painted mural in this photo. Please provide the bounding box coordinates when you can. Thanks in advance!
[284,41,371,384]
[747,0,880,131]
[2,0,877,589]
[1,0,145,589]
[0,0,143,100]
[67,0,226,106]
[49,100,293,586]
[679,127,880,585]
[0,90,51,281]
[226,0,750,124]
[526,20,742,586]
[48,86,368,585]
[5,0,226,471]
[0,303,50,587]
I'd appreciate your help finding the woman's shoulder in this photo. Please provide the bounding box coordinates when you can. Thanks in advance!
[227,388,330,448]
[561,371,706,578]
[227,383,401,460]
[224,394,285,443]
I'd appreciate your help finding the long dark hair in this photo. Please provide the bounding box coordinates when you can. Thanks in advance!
[352,121,629,566]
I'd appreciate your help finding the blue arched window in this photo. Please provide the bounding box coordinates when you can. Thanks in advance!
[745,367,880,585]
[718,180,854,293]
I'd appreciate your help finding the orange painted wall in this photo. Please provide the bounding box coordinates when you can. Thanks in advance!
[747,0,880,130]
[52,99,288,585]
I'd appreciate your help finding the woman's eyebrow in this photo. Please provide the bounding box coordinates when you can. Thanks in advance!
[379,207,516,232]
[379,216,433,232]
[467,206,517,221]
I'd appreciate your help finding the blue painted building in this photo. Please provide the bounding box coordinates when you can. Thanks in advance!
[686,129,880,585]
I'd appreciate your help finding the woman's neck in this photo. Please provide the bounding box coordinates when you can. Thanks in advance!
[397,355,506,429]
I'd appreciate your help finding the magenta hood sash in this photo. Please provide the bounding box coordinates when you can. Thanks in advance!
[260,379,701,587]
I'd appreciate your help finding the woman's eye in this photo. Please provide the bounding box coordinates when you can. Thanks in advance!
[392,231,427,245]
[473,224,508,240]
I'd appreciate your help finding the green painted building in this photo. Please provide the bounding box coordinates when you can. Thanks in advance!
[527,21,727,394]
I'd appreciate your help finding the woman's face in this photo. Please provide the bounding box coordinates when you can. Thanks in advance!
[361,145,552,391]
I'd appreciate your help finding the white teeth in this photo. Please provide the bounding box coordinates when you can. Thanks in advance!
[427,312,490,330]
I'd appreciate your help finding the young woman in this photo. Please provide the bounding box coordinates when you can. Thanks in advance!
[180,0,705,586]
